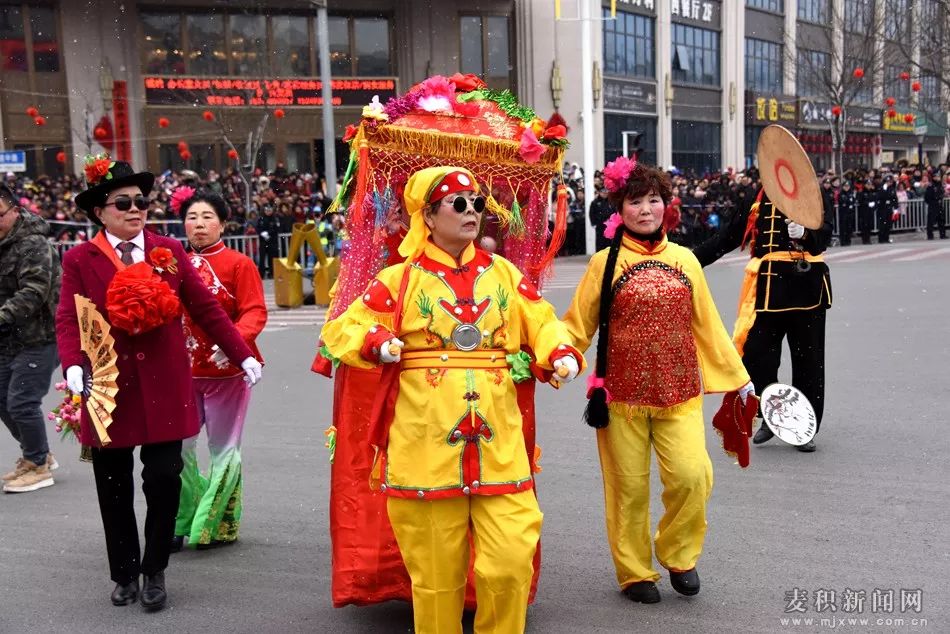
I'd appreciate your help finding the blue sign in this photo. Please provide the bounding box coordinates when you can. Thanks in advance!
[0,150,26,172]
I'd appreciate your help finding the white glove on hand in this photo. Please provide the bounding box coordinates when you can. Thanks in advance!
[260,231,270,241]
[209,345,229,369]
[738,381,755,405]
[785,219,805,240]
[66,365,85,395]
[241,357,263,386]
[379,338,404,364]
[552,355,579,384]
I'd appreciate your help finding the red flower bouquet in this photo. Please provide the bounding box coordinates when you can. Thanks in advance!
[106,262,182,335]
[84,155,115,185]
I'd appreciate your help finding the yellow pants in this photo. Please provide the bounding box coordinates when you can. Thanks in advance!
[387,491,542,634]
[596,395,713,588]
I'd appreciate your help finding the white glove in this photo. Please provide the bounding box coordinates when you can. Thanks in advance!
[241,357,263,386]
[260,231,270,240]
[209,345,229,369]
[552,355,579,384]
[379,338,404,364]
[738,381,755,405]
[66,365,85,395]
[785,219,805,240]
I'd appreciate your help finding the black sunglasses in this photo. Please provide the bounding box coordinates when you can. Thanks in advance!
[448,195,486,213]
[106,195,149,212]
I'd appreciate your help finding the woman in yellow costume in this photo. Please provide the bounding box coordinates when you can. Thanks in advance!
[563,158,754,604]
[321,165,583,633]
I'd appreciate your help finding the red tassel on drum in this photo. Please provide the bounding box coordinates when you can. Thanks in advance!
[534,183,568,277]
[349,139,371,222]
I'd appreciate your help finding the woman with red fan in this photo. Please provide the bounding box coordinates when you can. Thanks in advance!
[562,158,753,604]
[172,189,266,551]
[55,157,263,612]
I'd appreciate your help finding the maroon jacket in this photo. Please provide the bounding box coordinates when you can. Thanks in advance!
[56,231,253,448]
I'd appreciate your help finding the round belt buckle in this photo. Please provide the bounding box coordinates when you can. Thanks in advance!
[451,324,482,351]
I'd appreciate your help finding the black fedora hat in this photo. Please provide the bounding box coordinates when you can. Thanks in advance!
[76,157,155,224]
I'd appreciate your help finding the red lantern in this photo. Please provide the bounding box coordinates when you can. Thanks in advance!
[56,151,66,164]
[900,71,910,81]
[853,68,865,79]
[158,117,170,128]
[202,110,214,122]
[94,126,108,140]
[25,106,39,118]
[885,97,896,107]
[180,150,192,161]
[904,113,914,123]
[831,105,842,117]
[274,108,285,119]
[227,148,239,160]
[887,108,897,119]
[34,116,46,126]
[177,140,188,152]
[911,81,921,92]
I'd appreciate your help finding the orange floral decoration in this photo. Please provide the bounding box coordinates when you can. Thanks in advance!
[84,158,113,185]
[106,263,182,335]
[148,246,178,274]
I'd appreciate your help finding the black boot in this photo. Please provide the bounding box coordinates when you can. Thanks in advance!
[141,571,167,612]
[170,535,184,553]
[796,439,816,452]
[110,579,139,606]
[752,420,774,445]
[622,581,661,604]
[669,568,701,596]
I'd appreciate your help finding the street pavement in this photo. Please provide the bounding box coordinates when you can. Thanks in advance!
[1,237,948,633]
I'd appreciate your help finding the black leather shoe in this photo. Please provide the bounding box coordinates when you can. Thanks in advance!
[110,579,139,606]
[622,581,661,604]
[796,439,816,452]
[669,568,700,596]
[752,421,774,445]
[170,535,184,553]
[141,572,167,611]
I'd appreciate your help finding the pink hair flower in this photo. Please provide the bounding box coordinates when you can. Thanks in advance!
[603,212,623,240]
[170,185,196,215]
[518,127,546,164]
[603,155,637,193]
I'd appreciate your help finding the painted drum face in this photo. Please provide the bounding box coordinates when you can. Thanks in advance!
[760,383,818,446]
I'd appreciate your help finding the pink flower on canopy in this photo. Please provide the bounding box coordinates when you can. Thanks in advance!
[603,212,623,240]
[519,127,545,164]
[417,75,456,112]
[170,185,196,215]
[603,155,638,193]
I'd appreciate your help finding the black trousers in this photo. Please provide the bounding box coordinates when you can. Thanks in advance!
[876,209,892,243]
[926,206,946,239]
[91,440,184,584]
[742,309,826,433]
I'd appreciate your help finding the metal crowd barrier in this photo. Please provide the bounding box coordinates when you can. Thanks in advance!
[833,197,947,238]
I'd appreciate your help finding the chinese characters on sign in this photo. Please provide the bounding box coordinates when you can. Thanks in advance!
[747,93,798,125]
[671,0,715,22]
[143,76,398,108]
[783,587,923,614]
[616,0,656,8]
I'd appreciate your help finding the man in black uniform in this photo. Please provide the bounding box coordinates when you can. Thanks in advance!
[878,175,898,244]
[837,179,856,246]
[693,191,833,452]
[923,172,947,240]
[588,186,615,251]
[857,178,879,245]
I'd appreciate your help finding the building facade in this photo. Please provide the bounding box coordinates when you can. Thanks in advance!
[0,0,947,179]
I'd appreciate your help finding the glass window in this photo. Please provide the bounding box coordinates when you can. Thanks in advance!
[141,13,183,75]
[671,121,721,176]
[604,115,657,167]
[746,0,783,12]
[797,0,828,22]
[744,125,763,169]
[745,38,782,93]
[796,49,829,97]
[460,16,483,75]
[159,144,188,173]
[671,23,719,87]
[29,6,58,72]
[354,17,390,75]
[884,0,908,40]
[844,0,872,32]
[844,55,873,103]
[230,14,267,76]
[884,64,910,103]
[0,6,27,71]
[259,143,276,173]
[485,16,509,78]
[322,15,351,76]
[187,14,227,75]
[919,74,941,112]
[286,143,312,174]
[272,15,310,76]
[602,9,654,79]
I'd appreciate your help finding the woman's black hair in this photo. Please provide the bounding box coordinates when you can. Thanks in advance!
[583,227,624,429]
[180,189,230,222]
